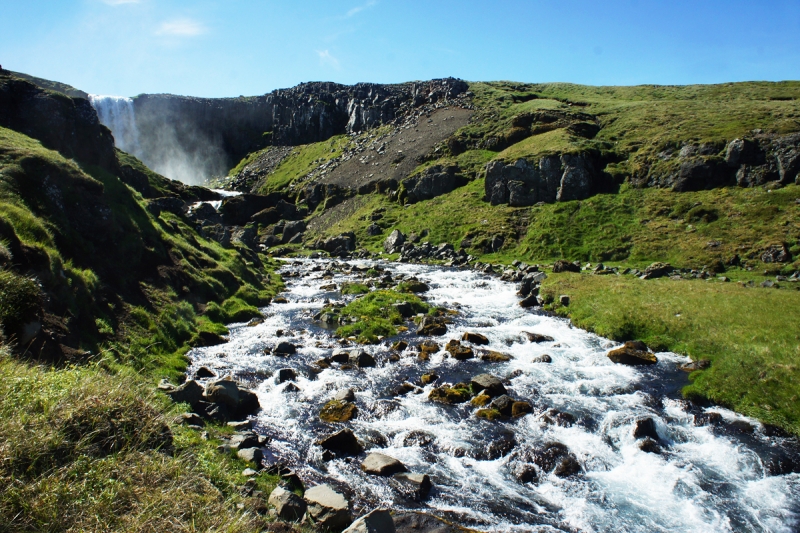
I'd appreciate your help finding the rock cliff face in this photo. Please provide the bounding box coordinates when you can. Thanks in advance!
[131,78,469,178]
[484,153,603,206]
[0,75,118,171]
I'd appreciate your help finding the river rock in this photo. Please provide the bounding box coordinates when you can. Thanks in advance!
[420,373,438,385]
[277,368,296,383]
[393,301,414,317]
[402,280,430,293]
[633,417,660,440]
[204,379,239,408]
[429,384,470,404]
[470,373,506,397]
[330,350,350,363]
[268,486,307,522]
[462,332,489,345]
[639,438,662,454]
[361,452,408,476]
[445,339,474,360]
[384,229,406,253]
[418,340,440,359]
[274,341,297,355]
[480,350,512,362]
[317,428,364,455]
[237,447,263,464]
[524,331,554,343]
[334,388,356,402]
[417,316,447,336]
[552,259,581,273]
[491,395,515,416]
[471,393,492,407]
[304,484,352,530]
[166,379,203,407]
[349,349,376,368]
[391,473,433,501]
[195,366,215,378]
[343,508,396,533]
[607,341,658,365]
[532,354,552,363]
[320,400,358,423]
[512,401,533,417]
[532,442,582,478]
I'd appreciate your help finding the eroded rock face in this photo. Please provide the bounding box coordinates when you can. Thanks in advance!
[484,154,599,207]
[402,165,464,203]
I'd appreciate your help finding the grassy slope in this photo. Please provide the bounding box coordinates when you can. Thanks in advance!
[0,126,289,530]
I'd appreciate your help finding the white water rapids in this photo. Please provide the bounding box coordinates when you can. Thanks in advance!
[188,259,800,532]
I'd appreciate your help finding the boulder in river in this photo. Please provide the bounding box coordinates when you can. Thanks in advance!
[633,417,660,440]
[274,341,297,355]
[304,484,352,530]
[462,332,489,345]
[417,316,447,336]
[429,384,471,404]
[607,341,658,365]
[532,442,582,478]
[512,401,533,417]
[316,428,364,455]
[445,339,474,360]
[532,354,552,363]
[361,452,408,476]
[166,379,203,407]
[343,508,396,533]
[320,400,358,423]
[391,473,432,501]
[470,373,507,397]
[479,350,512,362]
[268,486,307,522]
[349,349,376,368]
[524,331,554,343]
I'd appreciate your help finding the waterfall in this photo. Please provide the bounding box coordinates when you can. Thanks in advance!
[88,95,141,156]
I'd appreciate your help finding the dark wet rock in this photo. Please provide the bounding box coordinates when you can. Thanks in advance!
[402,280,430,293]
[765,453,800,476]
[191,331,228,347]
[366,223,383,236]
[268,486,307,522]
[384,229,406,253]
[532,442,581,477]
[532,354,552,363]
[541,409,576,427]
[330,351,350,364]
[391,473,433,501]
[178,412,203,426]
[316,428,364,455]
[491,395,515,416]
[195,366,216,379]
[417,340,440,359]
[349,349,376,368]
[361,452,407,476]
[392,340,409,351]
[274,341,297,355]
[728,420,756,434]
[639,438,662,454]
[393,512,469,533]
[277,368,297,383]
[680,359,711,372]
[343,508,396,533]
[237,447,263,464]
[282,220,306,243]
[694,411,724,427]
[402,431,434,447]
[462,332,489,345]
[479,350,512,362]
[417,316,447,336]
[429,385,471,405]
[470,373,506,397]
[320,400,358,423]
[166,379,203,407]
[524,331,554,343]
[552,259,581,273]
[510,463,539,484]
[230,432,260,450]
[304,484,352,530]
[607,341,658,365]
[445,339,474,360]
[641,262,674,279]
[480,432,517,460]
[512,401,533,417]
[476,408,503,421]
[420,373,438,385]
[283,383,301,393]
[392,301,414,318]
[633,418,660,440]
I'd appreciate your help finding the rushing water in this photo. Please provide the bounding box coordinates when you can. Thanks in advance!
[88,95,141,154]
[188,259,800,532]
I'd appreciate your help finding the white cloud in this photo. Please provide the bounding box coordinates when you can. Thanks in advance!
[317,49,340,69]
[155,19,208,37]
[345,0,376,18]
[101,0,141,5]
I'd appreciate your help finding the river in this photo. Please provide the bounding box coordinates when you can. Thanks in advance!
[188,258,800,532]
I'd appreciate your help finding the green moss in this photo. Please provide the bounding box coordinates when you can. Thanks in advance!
[253,135,348,194]
[340,282,370,295]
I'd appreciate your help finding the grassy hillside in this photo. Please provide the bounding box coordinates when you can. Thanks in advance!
[0,124,288,530]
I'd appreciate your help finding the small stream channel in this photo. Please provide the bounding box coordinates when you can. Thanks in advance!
[188,258,800,532]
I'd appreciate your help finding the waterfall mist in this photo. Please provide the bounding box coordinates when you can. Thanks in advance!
[89,94,228,185]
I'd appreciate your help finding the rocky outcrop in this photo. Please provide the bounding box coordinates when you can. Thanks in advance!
[0,76,118,171]
[401,165,465,204]
[484,153,602,207]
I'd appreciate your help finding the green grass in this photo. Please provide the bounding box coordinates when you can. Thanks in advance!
[252,135,348,194]
[541,273,800,434]
[336,289,429,343]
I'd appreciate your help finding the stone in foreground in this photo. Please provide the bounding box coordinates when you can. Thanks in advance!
[343,508,396,533]
[316,428,364,455]
[304,484,352,530]
[320,400,358,422]
[607,341,658,366]
[361,452,408,476]
[470,373,506,397]
[268,486,307,522]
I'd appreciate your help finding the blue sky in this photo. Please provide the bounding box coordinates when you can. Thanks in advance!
[2,0,800,97]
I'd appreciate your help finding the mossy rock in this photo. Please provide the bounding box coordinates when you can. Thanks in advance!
[512,401,533,417]
[320,400,357,422]
[476,408,504,421]
[480,350,512,362]
[420,373,438,385]
[429,385,471,405]
[470,393,492,407]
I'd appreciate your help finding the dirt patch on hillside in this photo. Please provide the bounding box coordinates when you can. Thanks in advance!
[320,107,472,190]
